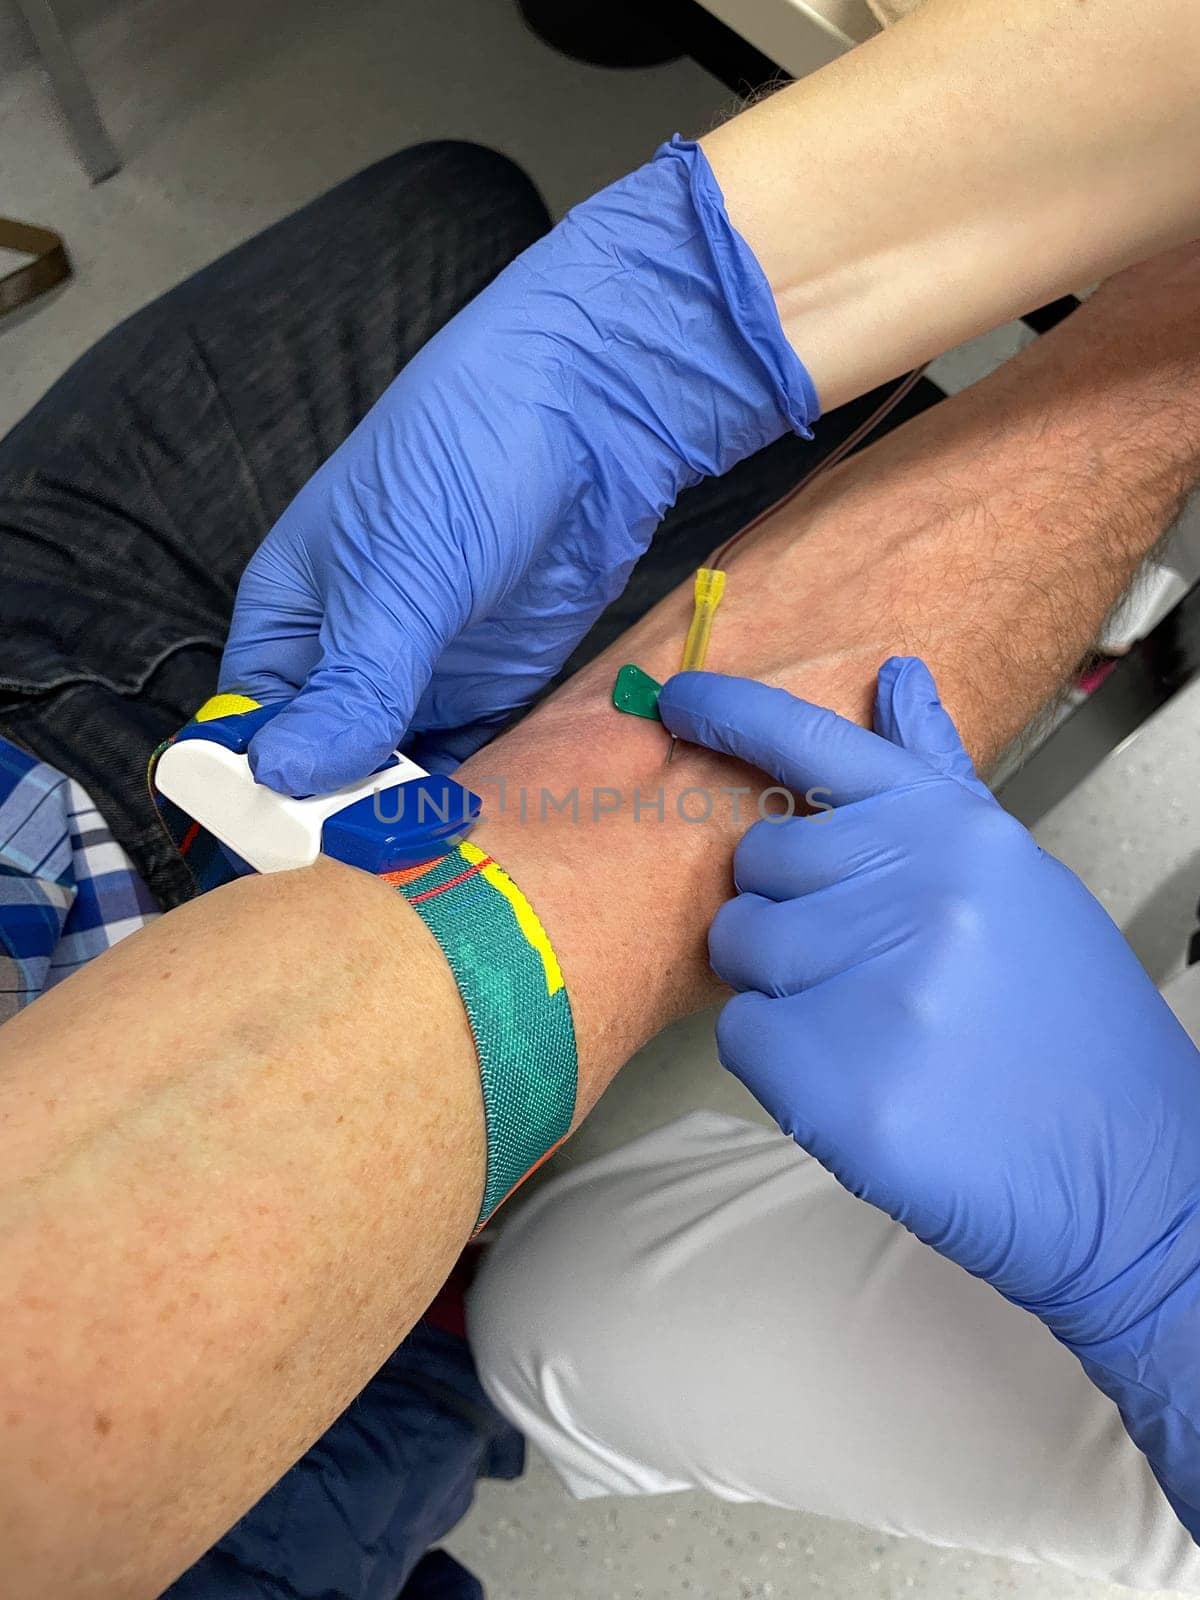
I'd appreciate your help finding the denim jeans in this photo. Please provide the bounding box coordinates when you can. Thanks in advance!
[0,142,554,905]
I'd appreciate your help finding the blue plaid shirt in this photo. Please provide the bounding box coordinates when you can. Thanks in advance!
[0,735,159,1021]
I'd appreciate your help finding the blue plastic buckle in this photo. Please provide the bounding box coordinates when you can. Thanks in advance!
[322,778,482,874]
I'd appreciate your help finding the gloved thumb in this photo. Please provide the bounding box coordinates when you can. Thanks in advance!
[872,656,989,796]
[658,670,929,804]
[247,647,431,796]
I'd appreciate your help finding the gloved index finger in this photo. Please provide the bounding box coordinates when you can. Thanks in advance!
[657,671,929,806]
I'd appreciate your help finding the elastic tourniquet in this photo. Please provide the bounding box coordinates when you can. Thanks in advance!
[384,842,577,1229]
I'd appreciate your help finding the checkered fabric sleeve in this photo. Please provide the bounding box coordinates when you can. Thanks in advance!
[0,736,159,1022]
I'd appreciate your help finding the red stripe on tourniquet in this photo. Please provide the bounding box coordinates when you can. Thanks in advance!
[179,821,201,855]
[408,856,494,904]
[472,1130,572,1239]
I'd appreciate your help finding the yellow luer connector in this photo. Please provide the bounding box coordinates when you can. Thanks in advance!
[666,566,727,764]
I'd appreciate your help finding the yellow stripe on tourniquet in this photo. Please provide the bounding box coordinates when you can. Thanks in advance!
[459,839,564,996]
[194,692,261,722]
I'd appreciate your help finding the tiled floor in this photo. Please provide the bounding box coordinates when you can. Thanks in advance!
[450,1448,1177,1600]
[0,0,731,433]
[3,2,1197,1594]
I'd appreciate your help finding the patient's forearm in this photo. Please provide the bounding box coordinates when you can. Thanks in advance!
[702,0,1200,409]
[3,250,1199,1597]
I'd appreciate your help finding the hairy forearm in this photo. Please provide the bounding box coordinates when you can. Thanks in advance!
[2,251,1199,1595]
[702,0,1200,409]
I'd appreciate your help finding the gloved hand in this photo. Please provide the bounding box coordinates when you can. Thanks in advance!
[219,138,817,796]
[659,658,1200,1536]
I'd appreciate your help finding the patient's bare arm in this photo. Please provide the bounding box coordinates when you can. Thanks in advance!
[2,246,1199,1598]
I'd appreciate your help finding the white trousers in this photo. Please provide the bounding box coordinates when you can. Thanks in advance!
[468,966,1200,1594]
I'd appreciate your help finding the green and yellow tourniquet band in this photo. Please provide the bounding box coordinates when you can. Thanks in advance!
[384,841,578,1229]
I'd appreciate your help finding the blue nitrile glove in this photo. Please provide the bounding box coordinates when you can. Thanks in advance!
[659,657,1200,1537]
[219,138,817,795]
